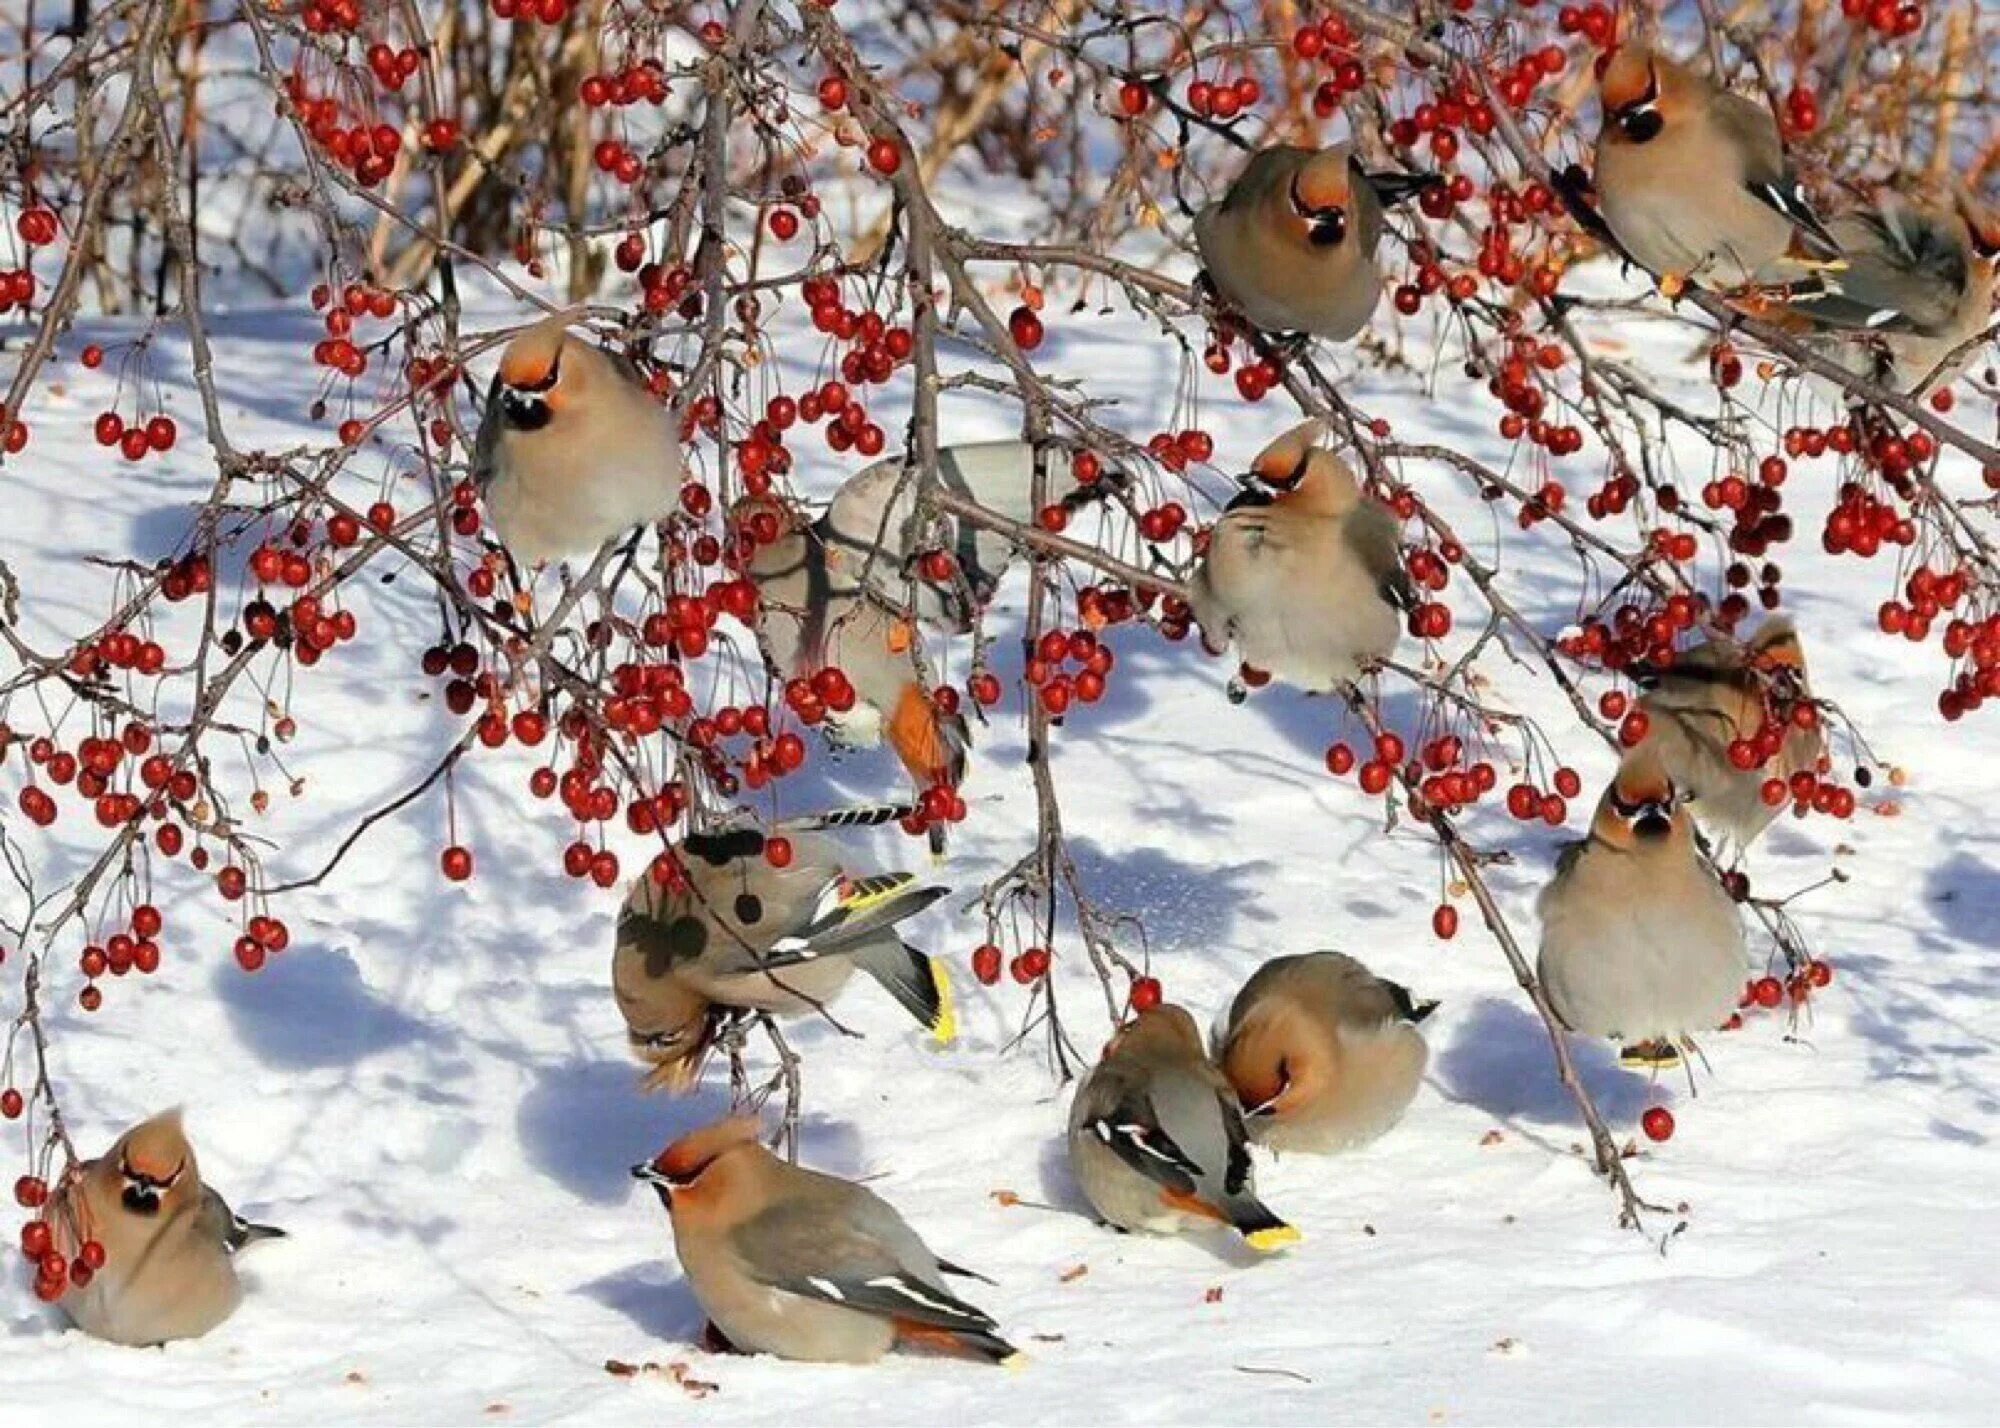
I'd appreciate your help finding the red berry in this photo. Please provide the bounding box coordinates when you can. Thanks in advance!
[1640,1106,1675,1142]
[764,836,793,868]
[866,137,901,176]
[1130,976,1162,1012]
[971,943,1002,985]
[440,844,473,881]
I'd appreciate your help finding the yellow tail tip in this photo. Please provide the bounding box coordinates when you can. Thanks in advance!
[1000,1351,1030,1371]
[1243,1224,1301,1253]
[929,958,957,1045]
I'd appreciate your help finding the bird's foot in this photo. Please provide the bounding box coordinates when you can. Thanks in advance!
[699,1320,746,1355]
[1656,271,1689,302]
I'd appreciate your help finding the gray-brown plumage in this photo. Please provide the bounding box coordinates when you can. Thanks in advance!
[1188,420,1406,693]
[1537,752,1746,1063]
[471,311,684,565]
[1594,43,1841,289]
[1068,1004,1298,1251]
[1632,616,1823,850]
[1218,952,1436,1154]
[1195,143,1437,340]
[613,822,953,1092]
[1779,192,1997,393]
[632,1117,1018,1365]
[48,1109,284,1346]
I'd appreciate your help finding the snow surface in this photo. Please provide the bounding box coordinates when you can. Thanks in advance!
[2,265,1998,1427]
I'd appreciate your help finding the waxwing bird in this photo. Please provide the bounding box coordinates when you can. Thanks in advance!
[1188,420,1408,695]
[632,1116,1018,1365]
[1632,616,1824,851]
[736,494,968,847]
[1778,191,1998,393]
[1537,752,1747,1068]
[613,819,954,1092]
[1068,1004,1298,1251]
[1195,143,1438,341]
[471,310,684,566]
[1218,951,1436,1154]
[1593,43,1842,290]
[48,1109,284,1346]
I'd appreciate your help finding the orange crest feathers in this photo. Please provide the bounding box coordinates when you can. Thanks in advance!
[1597,43,1656,112]
[653,1116,762,1182]
[1251,420,1327,484]
[118,1108,193,1183]
[498,310,577,389]
[1292,149,1351,212]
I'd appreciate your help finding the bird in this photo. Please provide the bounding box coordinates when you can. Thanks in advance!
[632,1116,1019,1365]
[1068,1003,1298,1251]
[1194,143,1439,341]
[1217,951,1436,1154]
[1776,190,1998,394]
[46,1109,284,1346]
[612,818,954,1092]
[1630,616,1824,851]
[1536,751,1747,1068]
[1593,42,1843,292]
[471,310,684,567]
[1187,419,1408,695]
[735,492,969,849]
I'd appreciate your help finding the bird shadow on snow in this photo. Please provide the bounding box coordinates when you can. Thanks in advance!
[213,944,437,1070]
[1923,848,2000,951]
[1434,995,1654,1128]
[577,1261,708,1343]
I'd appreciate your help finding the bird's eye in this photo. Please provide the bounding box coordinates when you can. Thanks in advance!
[1619,107,1664,143]
[634,1029,682,1052]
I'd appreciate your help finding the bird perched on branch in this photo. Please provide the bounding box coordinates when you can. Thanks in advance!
[632,1116,1019,1366]
[737,444,1122,849]
[1218,951,1436,1154]
[1188,420,1408,697]
[1630,616,1824,851]
[1068,1004,1298,1252]
[737,494,968,850]
[1536,752,1747,1069]
[1775,190,1998,394]
[1593,42,1843,292]
[1195,142,1438,342]
[47,1109,284,1346]
[612,815,954,1092]
[471,310,684,566]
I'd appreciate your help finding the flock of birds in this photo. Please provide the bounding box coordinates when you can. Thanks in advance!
[35,39,1989,1367]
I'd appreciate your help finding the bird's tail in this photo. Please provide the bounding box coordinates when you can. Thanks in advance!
[893,1317,1025,1367]
[227,1216,288,1254]
[851,937,955,1044]
[1226,1196,1301,1253]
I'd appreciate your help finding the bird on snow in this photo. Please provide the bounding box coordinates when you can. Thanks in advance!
[1631,616,1825,852]
[1068,1003,1299,1251]
[1537,751,1748,1068]
[47,1108,284,1346]
[1188,419,1409,696]
[1194,142,1439,341]
[1217,951,1436,1154]
[612,817,954,1092]
[632,1116,1019,1365]
[471,310,684,567]
[1593,42,1844,292]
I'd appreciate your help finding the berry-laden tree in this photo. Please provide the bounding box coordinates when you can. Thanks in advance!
[0,0,1994,1301]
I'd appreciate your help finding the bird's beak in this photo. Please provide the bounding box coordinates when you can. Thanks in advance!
[1224,476,1279,513]
[631,1161,677,1202]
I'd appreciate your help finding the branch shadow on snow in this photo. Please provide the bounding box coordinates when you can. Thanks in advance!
[1433,995,1655,1127]
[1923,848,2000,951]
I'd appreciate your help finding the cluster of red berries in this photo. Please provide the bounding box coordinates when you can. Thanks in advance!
[91,409,177,463]
[1840,0,1925,37]
[490,0,573,23]
[0,209,55,313]
[299,0,359,31]
[804,276,916,395]
[363,42,422,91]
[1183,72,1262,122]
[972,942,1051,986]
[1560,591,1710,676]
[578,60,671,108]
[1025,626,1116,715]
[1487,337,1585,458]
[1291,17,1367,119]
[20,1206,106,1303]
[231,914,291,974]
[284,76,402,187]
[310,282,397,380]
[1555,4,1617,46]
[75,903,167,1008]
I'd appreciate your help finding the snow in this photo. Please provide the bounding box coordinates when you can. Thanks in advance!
[3,266,1998,1427]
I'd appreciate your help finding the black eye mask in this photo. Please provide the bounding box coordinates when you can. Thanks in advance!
[1615,69,1664,143]
[1288,174,1348,248]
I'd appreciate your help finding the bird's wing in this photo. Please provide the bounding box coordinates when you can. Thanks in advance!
[1074,1066,1207,1195]
[1344,501,1416,611]
[198,1184,284,1253]
[732,1186,998,1334]
[767,874,948,960]
[1711,91,1841,259]
[1788,205,1965,333]
[470,370,506,492]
